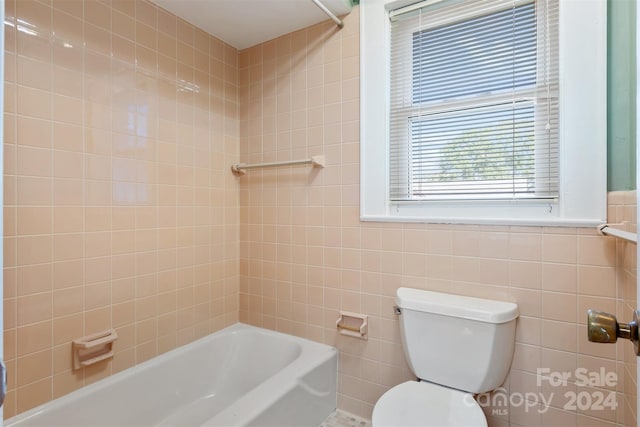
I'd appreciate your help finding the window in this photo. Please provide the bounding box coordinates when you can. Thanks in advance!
[360,0,607,226]
[390,0,556,201]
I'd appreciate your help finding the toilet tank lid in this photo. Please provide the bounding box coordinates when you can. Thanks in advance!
[396,288,519,324]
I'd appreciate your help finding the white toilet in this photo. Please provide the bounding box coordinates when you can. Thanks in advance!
[372,287,519,427]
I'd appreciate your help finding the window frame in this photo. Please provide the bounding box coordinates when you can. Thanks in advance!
[360,0,607,226]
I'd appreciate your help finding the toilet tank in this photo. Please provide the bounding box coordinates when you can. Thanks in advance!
[396,288,519,394]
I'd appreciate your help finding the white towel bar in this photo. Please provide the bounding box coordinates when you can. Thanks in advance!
[598,223,637,244]
[231,155,325,175]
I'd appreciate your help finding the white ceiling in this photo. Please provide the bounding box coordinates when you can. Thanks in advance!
[150,0,354,50]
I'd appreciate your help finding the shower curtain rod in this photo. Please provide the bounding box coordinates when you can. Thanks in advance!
[311,0,344,28]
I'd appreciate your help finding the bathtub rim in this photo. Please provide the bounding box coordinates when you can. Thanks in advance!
[5,323,338,427]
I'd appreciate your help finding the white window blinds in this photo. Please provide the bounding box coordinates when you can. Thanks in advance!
[389,0,559,201]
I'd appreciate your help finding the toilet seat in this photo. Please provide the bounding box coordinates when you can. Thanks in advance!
[372,381,487,427]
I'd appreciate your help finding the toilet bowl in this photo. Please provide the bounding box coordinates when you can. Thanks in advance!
[372,381,486,427]
[372,288,518,427]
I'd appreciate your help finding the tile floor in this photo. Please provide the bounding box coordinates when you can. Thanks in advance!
[321,410,371,427]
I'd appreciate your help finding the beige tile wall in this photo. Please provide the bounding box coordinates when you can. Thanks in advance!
[3,0,240,417]
[4,1,637,426]
[610,191,638,427]
[237,7,638,426]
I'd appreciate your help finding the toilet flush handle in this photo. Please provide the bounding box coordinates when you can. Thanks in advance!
[393,305,402,315]
[587,309,640,355]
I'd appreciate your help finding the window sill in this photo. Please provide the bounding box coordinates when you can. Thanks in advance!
[359,214,605,228]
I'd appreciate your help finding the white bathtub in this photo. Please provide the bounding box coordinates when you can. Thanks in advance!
[6,324,338,427]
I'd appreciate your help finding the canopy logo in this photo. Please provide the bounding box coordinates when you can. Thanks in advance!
[465,368,618,415]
